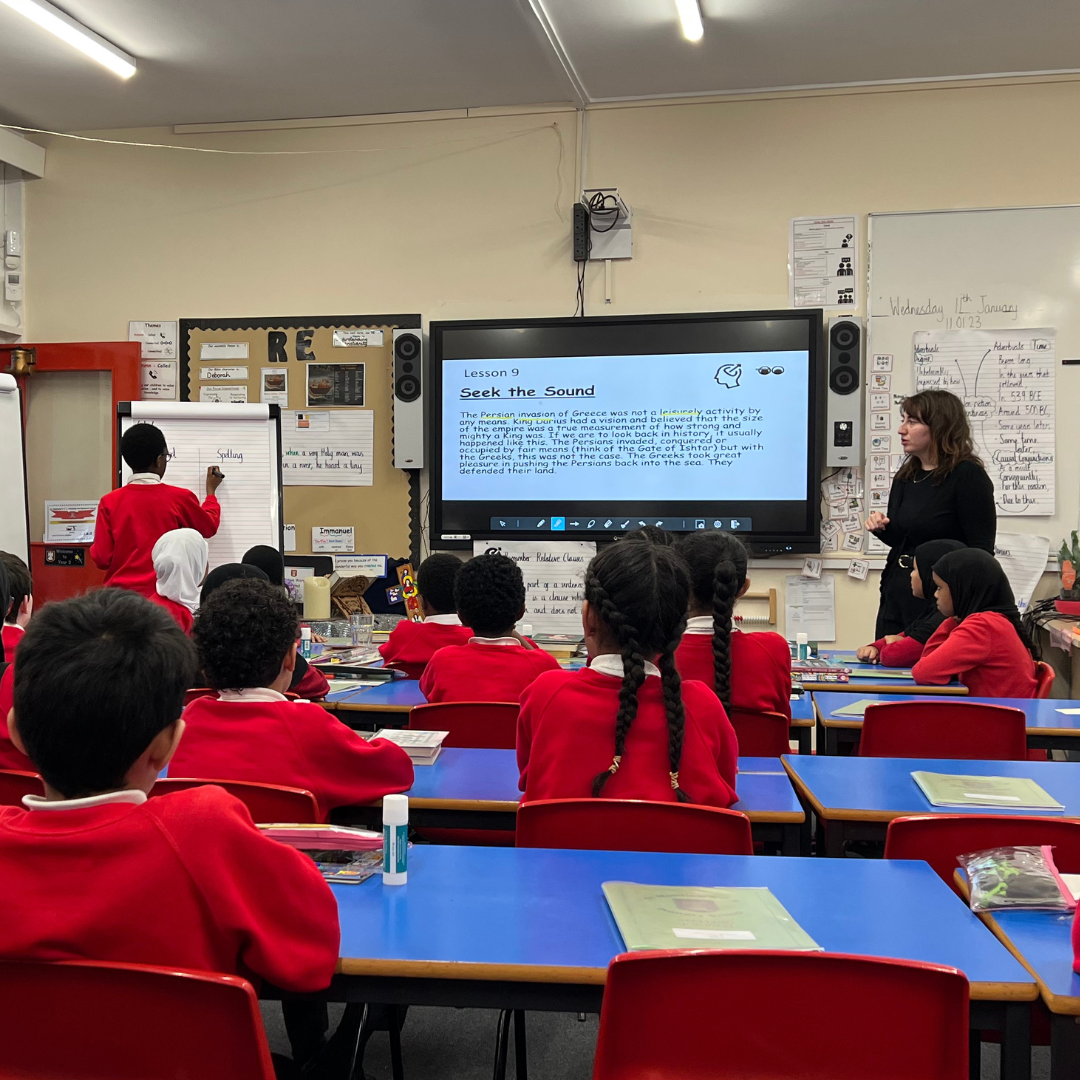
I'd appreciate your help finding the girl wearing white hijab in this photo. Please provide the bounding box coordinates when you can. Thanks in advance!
[149,528,209,633]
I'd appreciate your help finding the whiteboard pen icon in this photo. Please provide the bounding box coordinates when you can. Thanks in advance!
[586,519,596,528]
[536,519,546,527]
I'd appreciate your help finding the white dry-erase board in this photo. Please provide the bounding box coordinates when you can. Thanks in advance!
[117,402,283,570]
[0,374,29,563]
[869,205,1080,551]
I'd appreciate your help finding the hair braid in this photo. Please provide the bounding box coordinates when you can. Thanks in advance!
[658,624,690,802]
[589,572,648,796]
[710,556,739,711]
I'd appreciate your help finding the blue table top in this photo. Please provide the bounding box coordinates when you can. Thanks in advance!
[814,692,1080,734]
[983,908,1080,1014]
[783,755,1080,820]
[401,750,801,822]
[789,695,814,722]
[332,845,1034,998]
[806,652,966,694]
[327,679,427,709]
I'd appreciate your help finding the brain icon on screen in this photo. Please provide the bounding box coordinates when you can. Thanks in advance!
[714,363,742,389]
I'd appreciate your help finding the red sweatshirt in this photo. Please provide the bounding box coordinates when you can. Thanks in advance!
[1,623,22,662]
[0,785,338,990]
[674,628,792,719]
[420,639,561,703]
[146,592,193,634]
[865,632,925,669]
[517,665,739,808]
[378,619,472,674]
[912,612,1039,698]
[290,661,331,701]
[173,692,414,818]
[90,481,220,597]
[0,664,31,772]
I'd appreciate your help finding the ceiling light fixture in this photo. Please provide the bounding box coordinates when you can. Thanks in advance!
[674,0,704,42]
[0,0,136,78]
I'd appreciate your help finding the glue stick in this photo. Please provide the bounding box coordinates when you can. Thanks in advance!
[300,625,312,660]
[796,633,809,661]
[383,794,408,885]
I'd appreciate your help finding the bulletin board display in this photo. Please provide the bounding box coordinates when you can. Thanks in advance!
[179,316,421,558]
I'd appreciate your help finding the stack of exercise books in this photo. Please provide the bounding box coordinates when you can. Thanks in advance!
[791,659,851,684]
[911,771,1065,811]
[373,728,449,765]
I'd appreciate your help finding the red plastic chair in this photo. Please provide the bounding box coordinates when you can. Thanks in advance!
[0,959,274,1079]
[516,798,753,855]
[885,814,1080,897]
[728,708,793,757]
[183,687,216,706]
[150,777,321,823]
[1035,661,1055,699]
[859,701,1027,760]
[383,660,426,680]
[408,701,519,749]
[0,768,44,806]
[593,950,968,1080]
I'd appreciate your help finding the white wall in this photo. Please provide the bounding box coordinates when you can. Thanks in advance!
[23,76,1080,644]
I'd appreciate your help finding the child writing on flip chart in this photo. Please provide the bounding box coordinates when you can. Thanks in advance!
[857,539,965,667]
[419,553,560,703]
[674,531,791,719]
[90,423,223,598]
[517,541,739,807]
[148,529,208,634]
[176,577,413,819]
[379,553,471,677]
[912,547,1039,698]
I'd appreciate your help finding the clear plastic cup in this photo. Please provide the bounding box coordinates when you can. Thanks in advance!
[350,612,375,647]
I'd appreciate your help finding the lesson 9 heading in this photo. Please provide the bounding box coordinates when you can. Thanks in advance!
[459,385,596,399]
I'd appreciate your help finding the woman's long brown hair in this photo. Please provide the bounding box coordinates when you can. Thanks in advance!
[894,389,983,482]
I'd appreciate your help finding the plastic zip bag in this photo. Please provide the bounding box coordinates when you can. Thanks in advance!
[958,845,1077,912]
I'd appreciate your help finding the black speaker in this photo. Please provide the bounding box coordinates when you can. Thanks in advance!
[825,317,863,466]
[392,329,424,468]
[829,319,860,395]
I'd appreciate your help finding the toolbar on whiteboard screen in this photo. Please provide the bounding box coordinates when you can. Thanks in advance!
[789,215,858,310]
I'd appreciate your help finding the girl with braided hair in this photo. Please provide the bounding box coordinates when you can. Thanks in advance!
[516,541,738,807]
[674,531,791,720]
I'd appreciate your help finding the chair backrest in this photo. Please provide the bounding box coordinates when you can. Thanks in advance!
[383,660,426,680]
[0,959,275,1080]
[727,708,792,757]
[859,701,1027,760]
[150,778,321,823]
[183,687,217,706]
[1035,661,1055,699]
[593,950,968,1080]
[516,798,754,855]
[0,768,44,806]
[408,701,519,749]
[885,814,1080,896]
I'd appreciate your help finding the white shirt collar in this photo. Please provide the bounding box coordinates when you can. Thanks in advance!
[590,653,661,678]
[23,788,147,811]
[470,636,521,647]
[127,472,162,486]
[216,687,289,702]
[425,614,462,626]
[685,616,713,635]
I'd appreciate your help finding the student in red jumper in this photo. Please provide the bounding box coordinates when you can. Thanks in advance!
[0,559,25,771]
[419,553,560,703]
[0,551,32,660]
[0,587,340,1074]
[177,577,413,818]
[857,539,964,667]
[518,542,739,807]
[90,423,223,598]
[674,531,791,719]
[913,548,1039,697]
[379,553,471,677]
[147,529,208,633]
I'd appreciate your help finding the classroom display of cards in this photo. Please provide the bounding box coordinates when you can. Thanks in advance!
[912,772,1065,811]
[373,728,450,765]
[602,882,822,952]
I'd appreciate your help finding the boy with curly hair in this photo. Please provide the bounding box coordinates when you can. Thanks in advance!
[419,553,559,703]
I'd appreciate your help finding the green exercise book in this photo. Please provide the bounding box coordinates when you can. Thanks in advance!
[602,882,822,952]
[829,698,879,718]
[859,668,915,680]
[911,771,1065,811]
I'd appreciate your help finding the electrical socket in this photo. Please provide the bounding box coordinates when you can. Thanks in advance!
[573,203,589,262]
[4,231,21,257]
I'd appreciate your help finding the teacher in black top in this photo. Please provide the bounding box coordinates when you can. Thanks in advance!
[864,389,996,638]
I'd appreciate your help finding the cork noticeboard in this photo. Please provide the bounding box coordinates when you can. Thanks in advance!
[179,316,421,558]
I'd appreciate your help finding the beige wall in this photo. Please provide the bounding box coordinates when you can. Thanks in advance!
[23,76,1078,644]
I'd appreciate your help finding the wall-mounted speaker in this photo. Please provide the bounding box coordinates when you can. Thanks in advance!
[825,316,864,467]
[392,328,424,469]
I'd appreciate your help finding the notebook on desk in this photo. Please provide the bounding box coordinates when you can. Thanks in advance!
[912,771,1064,811]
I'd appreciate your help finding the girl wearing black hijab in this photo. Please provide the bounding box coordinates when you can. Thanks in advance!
[912,548,1040,698]
[856,539,965,667]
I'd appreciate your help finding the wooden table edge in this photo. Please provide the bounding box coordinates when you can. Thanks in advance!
[408,798,521,812]
[740,810,805,824]
[333,702,416,712]
[335,958,607,984]
[800,682,968,696]
[789,717,814,728]
[819,717,864,730]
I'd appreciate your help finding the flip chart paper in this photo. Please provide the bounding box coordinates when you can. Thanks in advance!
[476,540,594,635]
[994,532,1051,613]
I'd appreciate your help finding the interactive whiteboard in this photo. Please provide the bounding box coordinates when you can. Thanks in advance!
[0,374,29,563]
[118,402,283,569]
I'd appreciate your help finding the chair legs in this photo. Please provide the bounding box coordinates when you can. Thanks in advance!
[493,1009,528,1080]
[388,1007,405,1080]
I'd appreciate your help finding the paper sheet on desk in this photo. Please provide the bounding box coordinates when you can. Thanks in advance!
[785,575,835,642]
[994,532,1050,613]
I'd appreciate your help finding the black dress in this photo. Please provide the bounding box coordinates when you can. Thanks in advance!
[872,459,996,637]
